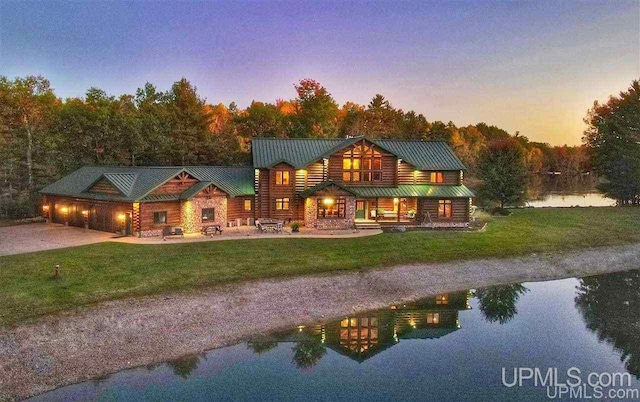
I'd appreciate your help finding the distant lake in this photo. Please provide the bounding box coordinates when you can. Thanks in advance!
[31,270,640,401]
[526,192,616,208]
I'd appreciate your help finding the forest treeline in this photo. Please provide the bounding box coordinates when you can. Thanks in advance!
[0,76,590,217]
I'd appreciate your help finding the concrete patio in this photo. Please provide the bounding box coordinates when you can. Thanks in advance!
[0,222,382,256]
[0,223,117,256]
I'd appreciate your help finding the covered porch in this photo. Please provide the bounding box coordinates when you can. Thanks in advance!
[354,197,418,224]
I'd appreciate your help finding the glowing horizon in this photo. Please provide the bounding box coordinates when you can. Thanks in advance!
[1,1,638,146]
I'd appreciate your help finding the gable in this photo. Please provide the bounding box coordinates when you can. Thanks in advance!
[86,177,123,195]
[150,171,200,195]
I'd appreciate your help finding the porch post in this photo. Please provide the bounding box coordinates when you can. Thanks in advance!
[375,198,379,222]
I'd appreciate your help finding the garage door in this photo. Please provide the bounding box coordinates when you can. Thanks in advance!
[89,205,116,233]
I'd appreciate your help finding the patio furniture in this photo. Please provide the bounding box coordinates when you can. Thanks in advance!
[201,224,223,236]
[256,219,283,233]
[162,226,184,240]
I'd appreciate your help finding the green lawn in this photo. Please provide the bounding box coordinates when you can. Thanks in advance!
[1,208,639,326]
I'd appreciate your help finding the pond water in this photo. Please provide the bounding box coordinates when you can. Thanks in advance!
[526,192,616,208]
[31,270,640,401]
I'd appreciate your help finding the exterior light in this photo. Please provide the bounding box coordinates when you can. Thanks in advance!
[42,205,49,211]
[118,214,126,222]
[393,198,399,204]
[81,210,89,218]
[60,207,68,214]
[323,198,334,205]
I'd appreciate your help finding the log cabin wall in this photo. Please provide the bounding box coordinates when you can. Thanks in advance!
[267,162,296,221]
[327,153,397,187]
[149,173,199,195]
[417,198,469,222]
[86,178,122,195]
[139,201,182,236]
[397,162,462,186]
[227,196,254,223]
[257,169,270,219]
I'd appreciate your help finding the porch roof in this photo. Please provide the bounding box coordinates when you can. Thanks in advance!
[347,184,475,198]
[299,180,356,198]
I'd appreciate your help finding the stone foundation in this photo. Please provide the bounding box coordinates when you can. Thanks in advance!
[181,196,227,234]
[304,197,356,230]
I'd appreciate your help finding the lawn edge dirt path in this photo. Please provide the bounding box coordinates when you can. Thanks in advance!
[2,243,640,400]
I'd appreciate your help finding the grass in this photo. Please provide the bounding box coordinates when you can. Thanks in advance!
[1,207,639,326]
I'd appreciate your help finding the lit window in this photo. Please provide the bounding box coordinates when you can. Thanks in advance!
[430,172,444,183]
[275,198,290,210]
[435,294,449,305]
[153,211,167,224]
[275,170,290,185]
[243,199,252,211]
[341,142,382,183]
[317,197,346,218]
[202,208,214,222]
[438,200,452,218]
[427,312,440,324]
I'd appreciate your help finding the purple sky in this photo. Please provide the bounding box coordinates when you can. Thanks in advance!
[2,1,638,145]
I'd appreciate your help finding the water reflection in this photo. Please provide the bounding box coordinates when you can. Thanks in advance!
[474,284,529,324]
[523,175,615,207]
[248,291,472,367]
[167,354,203,379]
[29,273,640,401]
[576,270,640,377]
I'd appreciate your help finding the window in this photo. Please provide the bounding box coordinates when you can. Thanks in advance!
[317,197,346,218]
[244,199,252,211]
[435,294,449,305]
[275,198,290,210]
[275,170,290,185]
[153,211,167,225]
[342,142,383,183]
[438,200,452,218]
[202,208,214,222]
[430,172,444,183]
[426,312,440,324]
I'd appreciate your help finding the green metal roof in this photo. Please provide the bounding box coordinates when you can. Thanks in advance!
[251,138,356,169]
[346,185,475,198]
[251,136,467,171]
[299,180,356,198]
[373,139,467,171]
[102,173,138,196]
[40,165,254,202]
[185,166,255,197]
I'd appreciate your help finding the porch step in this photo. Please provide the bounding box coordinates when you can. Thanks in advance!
[355,222,382,230]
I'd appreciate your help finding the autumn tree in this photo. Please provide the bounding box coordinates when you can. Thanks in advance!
[583,80,640,205]
[289,79,338,138]
[0,76,60,216]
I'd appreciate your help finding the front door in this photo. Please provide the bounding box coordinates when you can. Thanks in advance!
[355,200,366,219]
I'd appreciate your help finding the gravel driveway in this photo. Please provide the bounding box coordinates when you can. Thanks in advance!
[0,223,115,256]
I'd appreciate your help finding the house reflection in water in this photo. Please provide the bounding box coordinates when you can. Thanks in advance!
[248,291,471,366]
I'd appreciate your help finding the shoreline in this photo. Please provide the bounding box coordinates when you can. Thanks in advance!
[3,243,640,400]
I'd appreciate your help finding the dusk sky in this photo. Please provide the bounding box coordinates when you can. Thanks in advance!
[2,1,638,145]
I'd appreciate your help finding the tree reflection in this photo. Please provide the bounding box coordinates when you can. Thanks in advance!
[167,354,201,379]
[292,340,326,370]
[575,270,640,377]
[475,284,529,324]
[247,337,279,355]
